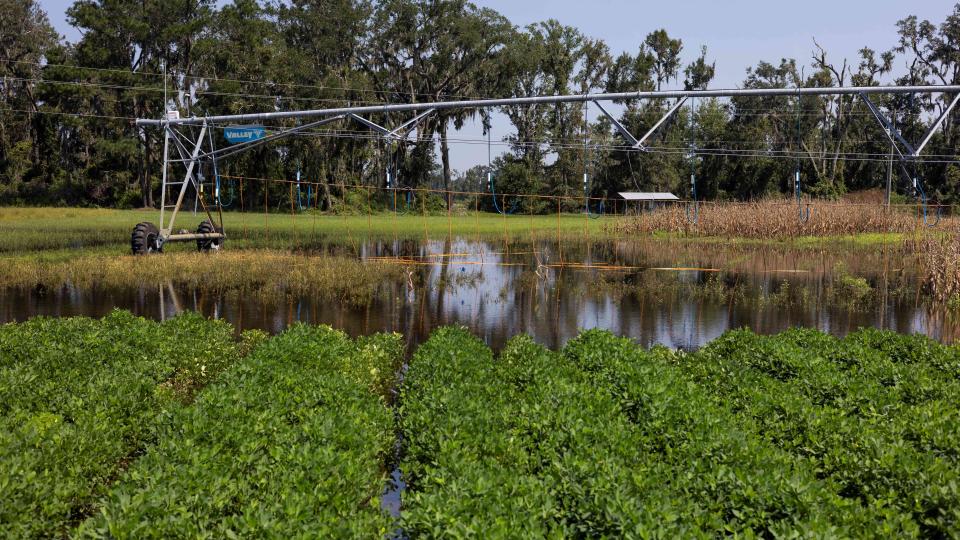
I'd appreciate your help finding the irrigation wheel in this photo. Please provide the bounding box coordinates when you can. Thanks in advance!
[131,222,161,255]
[196,220,224,252]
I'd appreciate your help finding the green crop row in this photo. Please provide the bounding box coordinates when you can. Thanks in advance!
[401,327,960,538]
[0,311,246,538]
[673,328,960,535]
[74,325,402,539]
[400,328,647,537]
[561,330,923,536]
[2,310,958,537]
[0,312,399,538]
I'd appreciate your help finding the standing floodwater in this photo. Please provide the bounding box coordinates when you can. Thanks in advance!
[1,238,956,349]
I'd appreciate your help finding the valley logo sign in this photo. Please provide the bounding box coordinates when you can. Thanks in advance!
[224,125,266,144]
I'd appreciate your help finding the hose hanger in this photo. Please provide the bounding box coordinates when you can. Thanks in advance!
[206,127,232,208]
[795,86,811,223]
[905,94,941,227]
[489,171,519,215]
[384,138,406,212]
[686,97,699,224]
[685,170,699,224]
[488,127,518,214]
[585,173,605,219]
[584,102,604,219]
[914,173,942,227]
[295,166,304,211]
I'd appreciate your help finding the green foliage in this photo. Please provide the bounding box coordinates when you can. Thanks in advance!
[400,328,573,537]
[6,2,960,207]
[75,324,400,538]
[0,310,241,537]
[2,311,958,536]
[401,326,960,537]
[681,328,960,535]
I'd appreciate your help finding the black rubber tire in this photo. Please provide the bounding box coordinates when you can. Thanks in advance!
[131,222,161,255]
[196,220,223,252]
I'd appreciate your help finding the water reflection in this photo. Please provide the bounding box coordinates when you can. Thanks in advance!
[2,237,957,349]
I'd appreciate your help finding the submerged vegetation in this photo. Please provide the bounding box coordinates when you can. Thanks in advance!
[1,312,958,536]
[582,264,916,313]
[0,251,405,307]
[919,234,960,305]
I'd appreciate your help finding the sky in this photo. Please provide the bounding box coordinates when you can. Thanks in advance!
[38,0,959,171]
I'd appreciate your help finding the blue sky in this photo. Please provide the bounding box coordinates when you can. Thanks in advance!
[477,0,957,89]
[38,0,959,170]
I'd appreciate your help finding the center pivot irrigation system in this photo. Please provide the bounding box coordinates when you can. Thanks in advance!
[133,84,960,254]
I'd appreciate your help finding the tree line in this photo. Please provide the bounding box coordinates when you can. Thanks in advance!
[2,0,960,210]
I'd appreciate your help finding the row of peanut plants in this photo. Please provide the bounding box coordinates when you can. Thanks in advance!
[75,325,402,538]
[673,327,960,536]
[0,310,246,538]
[0,312,401,538]
[3,311,957,537]
[400,327,944,537]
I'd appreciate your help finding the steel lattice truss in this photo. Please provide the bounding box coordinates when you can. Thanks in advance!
[136,84,960,246]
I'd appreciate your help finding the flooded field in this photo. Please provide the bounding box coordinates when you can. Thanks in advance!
[2,237,956,349]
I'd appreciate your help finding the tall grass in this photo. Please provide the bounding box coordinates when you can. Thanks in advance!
[611,200,954,239]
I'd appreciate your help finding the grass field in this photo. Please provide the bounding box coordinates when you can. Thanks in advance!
[0,207,611,253]
[2,313,958,537]
[0,206,923,255]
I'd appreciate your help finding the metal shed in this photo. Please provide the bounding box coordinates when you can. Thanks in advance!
[617,192,680,214]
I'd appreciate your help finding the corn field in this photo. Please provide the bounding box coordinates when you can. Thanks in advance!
[610,200,955,239]
[917,235,960,303]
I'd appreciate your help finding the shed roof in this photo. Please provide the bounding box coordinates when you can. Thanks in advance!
[617,192,680,201]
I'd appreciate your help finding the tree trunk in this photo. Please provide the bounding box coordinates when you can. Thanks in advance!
[321,169,333,211]
[439,120,452,210]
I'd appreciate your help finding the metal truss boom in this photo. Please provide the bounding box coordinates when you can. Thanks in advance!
[860,91,960,162]
[635,96,687,150]
[860,94,917,156]
[915,92,960,156]
[858,91,959,226]
[592,100,638,146]
[134,83,960,250]
[138,84,960,127]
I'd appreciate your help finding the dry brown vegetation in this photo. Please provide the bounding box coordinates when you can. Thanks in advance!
[917,235,960,303]
[610,200,955,239]
[0,251,405,306]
